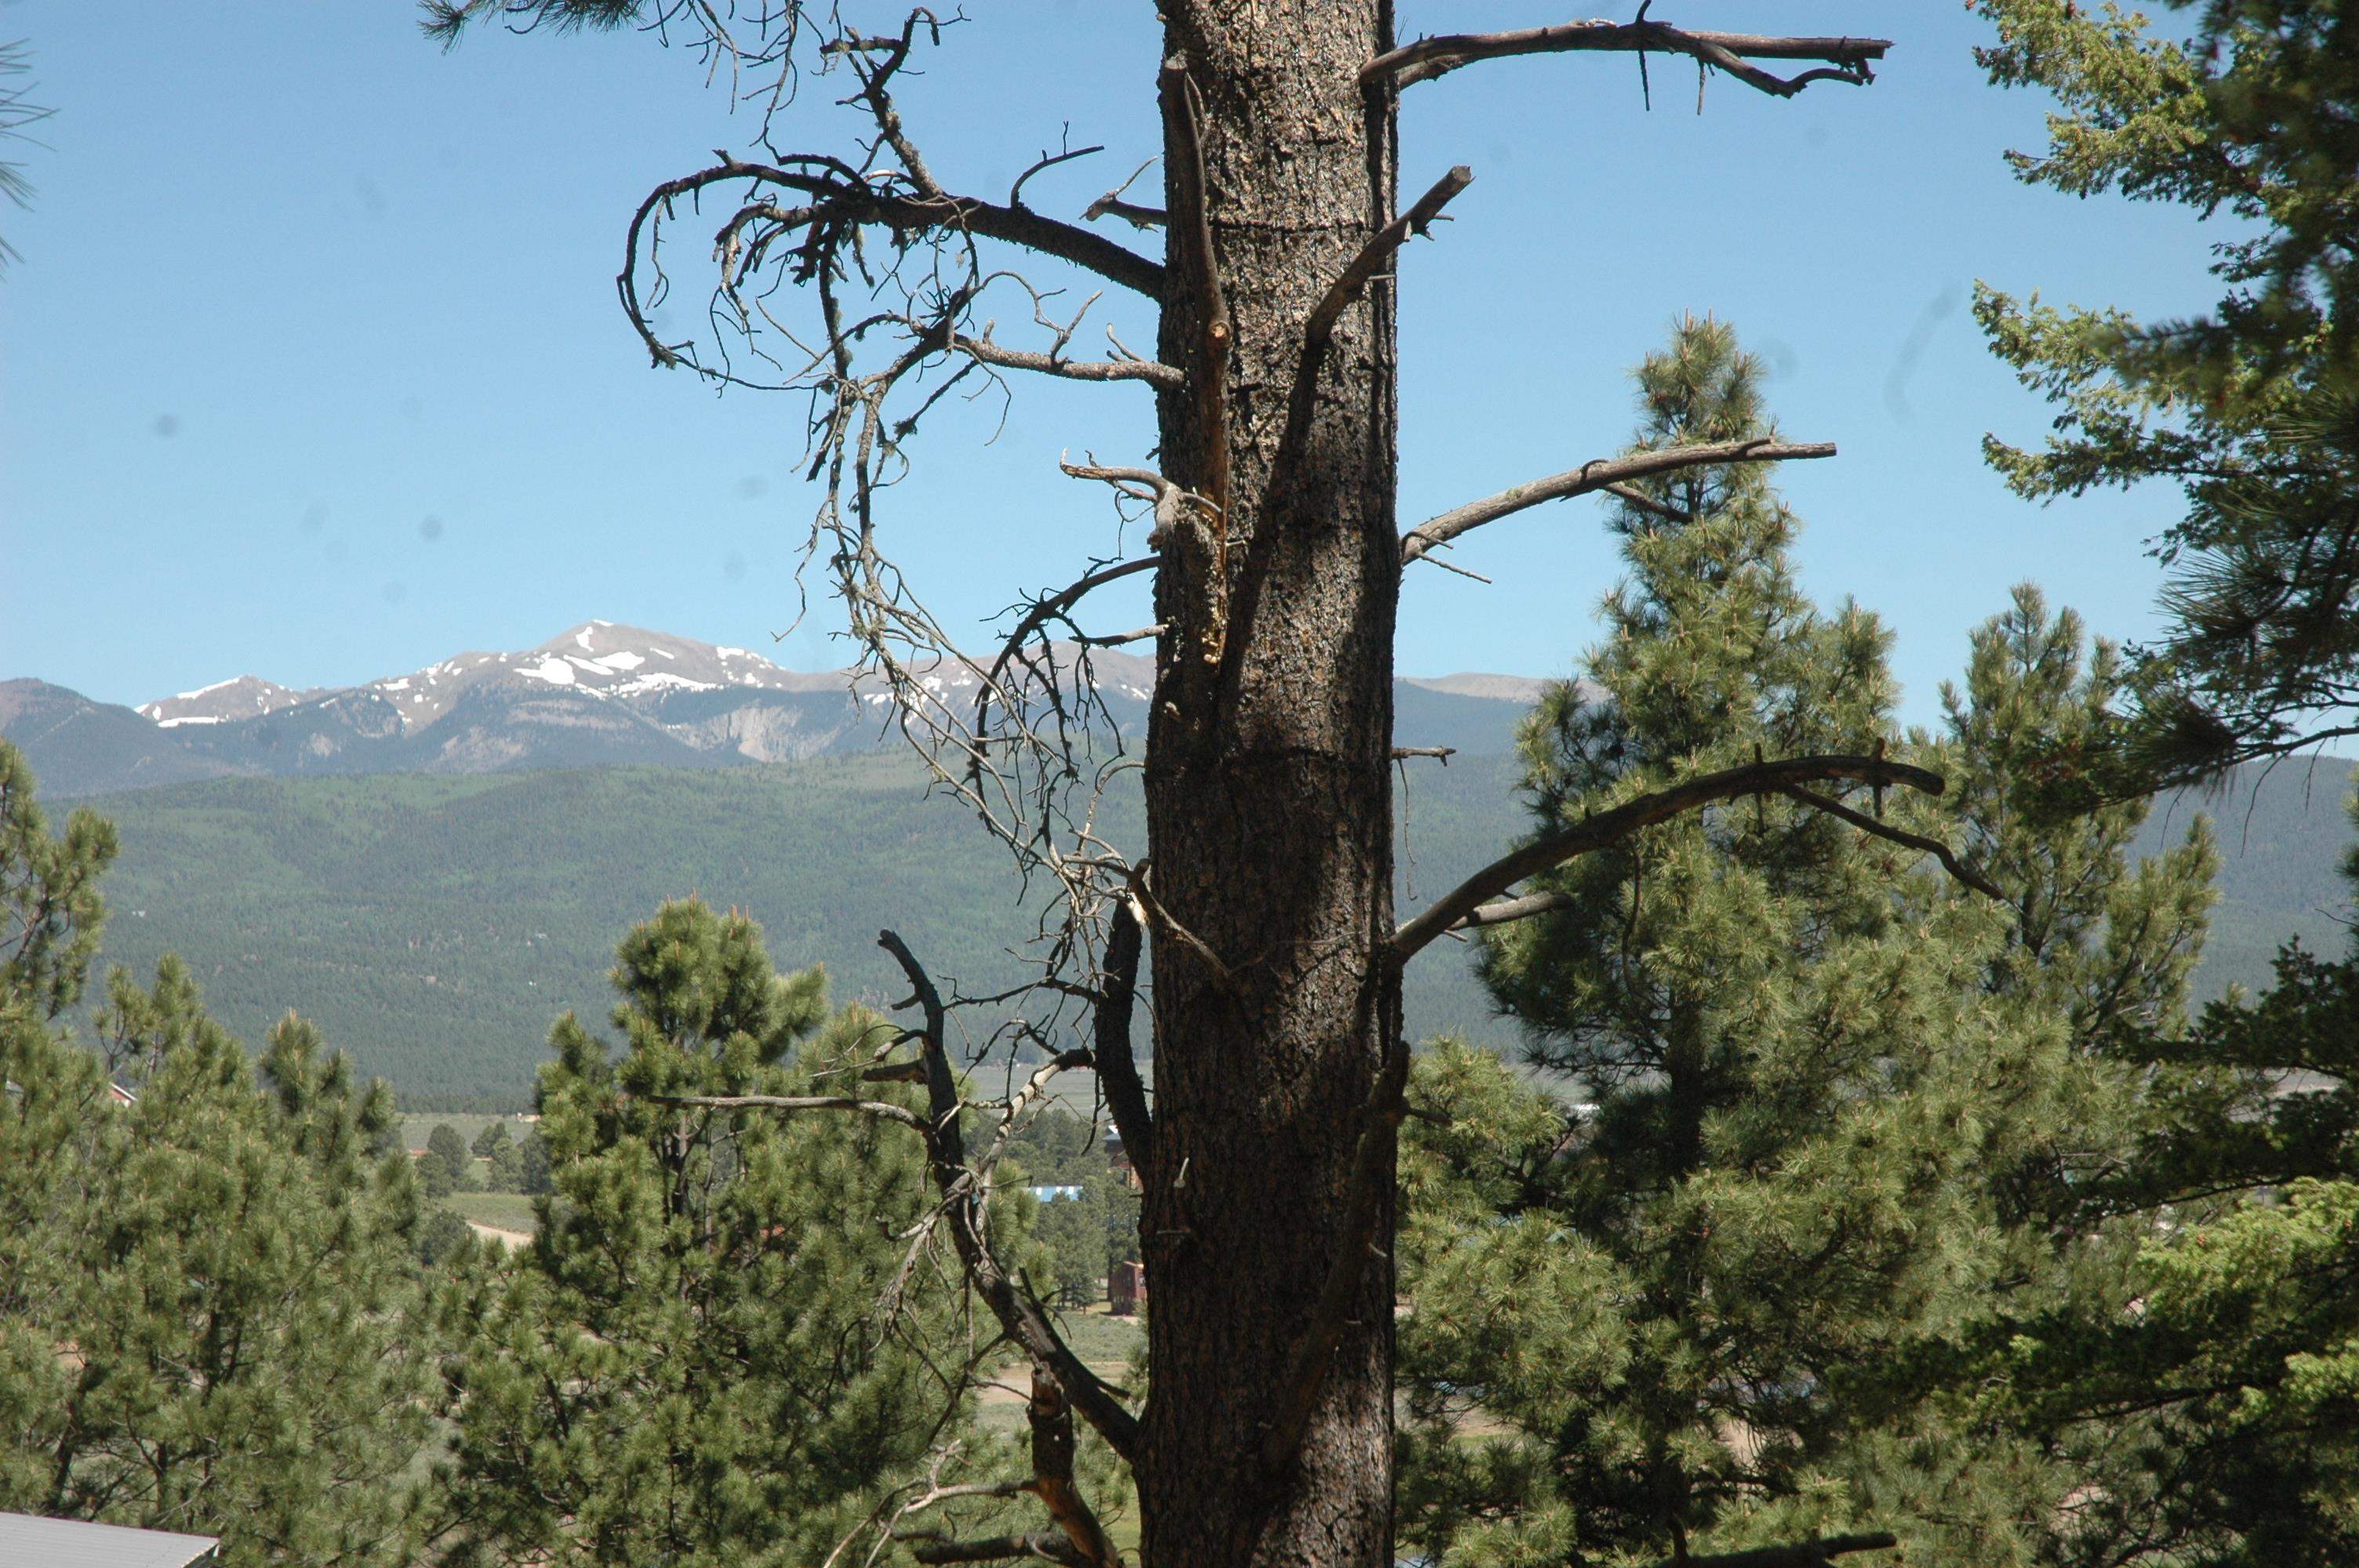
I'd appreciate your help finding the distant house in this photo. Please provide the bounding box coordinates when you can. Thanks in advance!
[1105,1132,1140,1193]
[1028,1184,1085,1204]
[1108,1259,1146,1318]
[2,1079,139,1108]
[0,1511,220,1566]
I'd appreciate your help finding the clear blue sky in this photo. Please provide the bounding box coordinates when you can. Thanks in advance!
[2,2,2222,720]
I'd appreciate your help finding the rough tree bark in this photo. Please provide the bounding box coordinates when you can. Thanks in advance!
[1142,9,1403,1568]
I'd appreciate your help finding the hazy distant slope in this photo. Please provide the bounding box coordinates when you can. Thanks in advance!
[0,679,245,797]
[70,750,2358,1104]
[2135,757,2359,995]
[82,755,1528,1102]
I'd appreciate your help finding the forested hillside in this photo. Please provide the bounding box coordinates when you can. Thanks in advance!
[71,747,2358,1105]
[78,753,1531,1102]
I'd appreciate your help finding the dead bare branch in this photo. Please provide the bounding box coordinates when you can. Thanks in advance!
[1093,899,1153,1185]
[645,1092,929,1131]
[903,1534,1088,1568]
[1779,782,2008,902]
[1161,55,1235,627]
[1643,1534,1899,1568]
[1365,21,1890,97]
[1394,754,1950,959]
[1023,1368,1126,1568]
[1401,440,1835,568]
[948,333,1182,390]
[876,931,1143,1465]
[1084,156,1165,230]
[1278,164,1473,467]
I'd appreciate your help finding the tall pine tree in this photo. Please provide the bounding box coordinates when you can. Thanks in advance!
[1395,325,2226,1566]
[0,740,440,1568]
[1398,320,2022,1565]
[432,898,962,1568]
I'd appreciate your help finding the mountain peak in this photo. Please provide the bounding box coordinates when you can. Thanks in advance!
[137,675,312,728]
[13,622,1550,797]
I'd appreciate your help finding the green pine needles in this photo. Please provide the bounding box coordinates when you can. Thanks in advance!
[429,898,962,1567]
[1396,320,2223,1568]
[0,740,439,1568]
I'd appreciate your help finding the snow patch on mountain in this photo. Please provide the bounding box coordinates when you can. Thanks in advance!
[138,675,314,728]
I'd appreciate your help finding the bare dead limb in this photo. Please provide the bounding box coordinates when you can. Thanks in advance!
[1277,164,1474,472]
[904,1533,1088,1568]
[1435,888,1577,932]
[1365,21,1890,97]
[1392,746,1456,763]
[1779,783,2008,902]
[645,1092,929,1131]
[1024,1369,1126,1568]
[1303,165,1473,368]
[623,155,1161,373]
[1259,1010,1411,1480]
[1401,440,1835,568]
[877,930,1143,1464]
[1084,156,1165,230]
[1009,143,1106,212]
[972,553,1160,749]
[1092,898,1153,1183]
[1394,754,1950,959]
[1161,56,1235,607]
[664,929,1140,1468]
[1643,1533,1899,1568]
[948,333,1182,390]
[1604,480,1692,524]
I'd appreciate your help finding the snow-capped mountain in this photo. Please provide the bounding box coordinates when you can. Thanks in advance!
[343,621,849,732]
[138,675,314,728]
[135,622,884,779]
[5,623,1548,797]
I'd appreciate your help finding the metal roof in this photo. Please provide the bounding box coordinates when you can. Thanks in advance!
[0,1512,219,1568]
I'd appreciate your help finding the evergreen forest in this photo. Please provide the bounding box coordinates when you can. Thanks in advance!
[6,3,2359,1566]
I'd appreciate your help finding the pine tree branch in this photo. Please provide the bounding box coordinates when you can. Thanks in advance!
[903,1533,1088,1567]
[658,932,1142,1468]
[970,547,1162,779]
[877,931,1143,1465]
[1435,888,1577,931]
[1161,58,1233,531]
[1401,440,1834,568]
[1221,165,1473,710]
[621,154,1165,378]
[1365,21,1889,96]
[1640,1532,1899,1568]
[1777,783,2008,902]
[1093,899,1155,1186]
[1275,165,1474,488]
[645,1093,929,1131]
[946,334,1183,390]
[1394,755,1947,958]
[1024,1367,1126,1568]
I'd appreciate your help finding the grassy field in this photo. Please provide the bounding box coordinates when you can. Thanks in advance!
[399,1112,532,1155]
[445,1189,538,1236]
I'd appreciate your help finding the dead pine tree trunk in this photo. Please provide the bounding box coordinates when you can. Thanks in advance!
[1140,8,1405,1568]
[434,9,1938,1568]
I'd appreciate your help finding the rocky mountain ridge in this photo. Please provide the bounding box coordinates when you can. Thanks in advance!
[8,623,1555,797]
